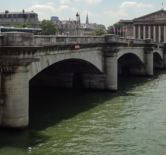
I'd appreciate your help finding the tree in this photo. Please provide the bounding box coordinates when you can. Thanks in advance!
[107,22,123,34]
[15,23,32,28]
[107,25,114,34]
[40,20,57,35]
[93,28,106,36]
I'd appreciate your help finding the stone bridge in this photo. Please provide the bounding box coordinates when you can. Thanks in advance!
[0,32,166,128]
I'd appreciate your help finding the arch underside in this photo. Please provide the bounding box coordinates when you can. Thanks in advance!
[117,48,144,63]
[30,58,105,89]
[153,52,163,69]
[29,49,103,80]
[118,53,145,76]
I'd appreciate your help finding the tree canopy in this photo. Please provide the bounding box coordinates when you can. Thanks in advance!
[93,28,106,36]
[40,20,57,35]
[107,23,123,34]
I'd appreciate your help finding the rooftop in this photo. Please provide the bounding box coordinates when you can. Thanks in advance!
[0,10,37,15]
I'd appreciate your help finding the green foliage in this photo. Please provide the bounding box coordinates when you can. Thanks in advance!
[113,23,123,29]
[13,23,32,28]
[40,20,57,35]
[107,22,123,34]
[93,28,106,36]
[107,25,113,34]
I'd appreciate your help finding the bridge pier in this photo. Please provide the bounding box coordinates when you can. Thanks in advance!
[2,66,29,128]
[144,40,154,76]
[163,52,166,68]
[82,74,105,90]
[163,44,166,68]
[145,50,153,76]
[105,50,118,91]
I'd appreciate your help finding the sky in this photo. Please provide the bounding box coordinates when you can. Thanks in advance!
[0,0,165,27]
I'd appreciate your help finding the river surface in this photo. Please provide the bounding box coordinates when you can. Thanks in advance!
[1,71,166,155]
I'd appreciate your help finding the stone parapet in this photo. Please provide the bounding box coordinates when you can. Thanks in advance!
[2,32,33,46]
[34,35,105,46]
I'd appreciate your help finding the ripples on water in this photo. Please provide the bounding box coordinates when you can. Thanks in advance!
[1,71,166,155]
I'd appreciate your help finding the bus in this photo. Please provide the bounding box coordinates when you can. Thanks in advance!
[0,26,42,34]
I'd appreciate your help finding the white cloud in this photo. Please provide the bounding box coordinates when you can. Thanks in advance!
[28,2,77,20]
[84,0,102,5]
[60,0,77,5]
[28,4,55,13]
[102,10,128,25]
[59,5,70,10]
[120,1,153,9]
[60,0,102,5]
[27,0,155,27]
[100,1,155,26]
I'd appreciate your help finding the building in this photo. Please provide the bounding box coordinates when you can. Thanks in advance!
[82,14,106,35]
[119,9,166,42]
[118,20,133,38]
[51,13,106,36]
[0,10,39,28]
[51,13,84,35]
[51,16,60,23]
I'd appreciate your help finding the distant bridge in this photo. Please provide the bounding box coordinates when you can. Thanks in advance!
[0,32,165,128]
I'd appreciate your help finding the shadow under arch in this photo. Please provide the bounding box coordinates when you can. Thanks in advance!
[153,52,163,69]
[30,58,103,88]
[29,58,105,129]
[118,53,145,76]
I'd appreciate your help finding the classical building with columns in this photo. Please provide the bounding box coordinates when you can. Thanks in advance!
[118,9,166,43]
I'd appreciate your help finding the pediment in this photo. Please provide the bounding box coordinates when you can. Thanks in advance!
[134,10,166,22]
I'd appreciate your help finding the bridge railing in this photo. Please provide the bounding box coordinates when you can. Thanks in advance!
[34,35,105,46]
[0,32,160,47]
[105,34,145,45]
[34,35,57,46]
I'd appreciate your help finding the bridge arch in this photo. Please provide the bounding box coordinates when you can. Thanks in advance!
[118,52,145,76]
[30,58,103,79]
[117,48,144,63]
[153,50,163,60]
[153,51,163,69]
[29,58,105,89]
[28,48,103,80]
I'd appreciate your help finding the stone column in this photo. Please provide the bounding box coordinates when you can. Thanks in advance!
[120,28,123,37]
[138,25,141,39]
[2,66,29,128]
[164,25,166,43]
[105,49,118,91]
[144,42,154,76]
[153,25,156,42]
[159,25,161,43]
[143,25,146,40]
[133,25,136,39]
[148,26,151,39]
[125,26,127,38]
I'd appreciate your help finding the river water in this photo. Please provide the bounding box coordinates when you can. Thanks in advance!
[1,71,166,155]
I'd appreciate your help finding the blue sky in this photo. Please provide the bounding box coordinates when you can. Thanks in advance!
[0,0,164,26]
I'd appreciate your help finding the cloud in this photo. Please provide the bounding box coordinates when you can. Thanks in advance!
[60,0,102,5]
[100,1,155,26]
[60,0,77,5]
[84,0,102,5]
[102,10,128,25]
[27,0,155,27]
[28,3,55,13]
[120,1,153,9]
[28,2,77,20]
